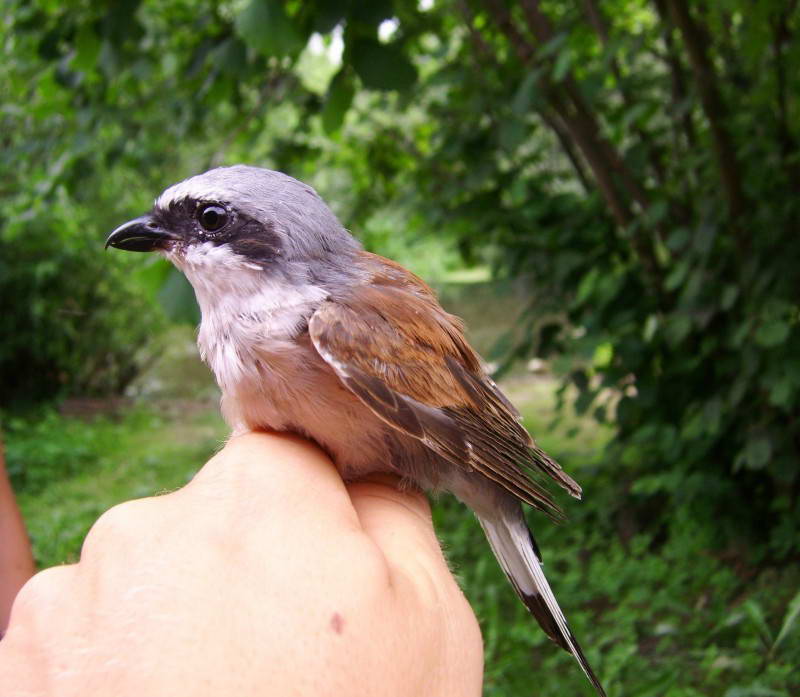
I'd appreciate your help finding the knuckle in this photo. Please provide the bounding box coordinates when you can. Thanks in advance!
[11,565,74,618]
[81,499,149,558]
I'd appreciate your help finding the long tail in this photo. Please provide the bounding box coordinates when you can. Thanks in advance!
[478,509,606,697]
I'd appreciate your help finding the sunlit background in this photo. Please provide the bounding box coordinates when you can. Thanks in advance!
[1,1,799,695]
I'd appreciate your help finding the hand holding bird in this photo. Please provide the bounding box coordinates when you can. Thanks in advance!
[0,432,483,696]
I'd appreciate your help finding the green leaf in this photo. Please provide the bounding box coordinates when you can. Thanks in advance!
[71,27,101,72]
[552,48,573,82]
[769,381,792,407]
[235,0,304,58]
[537,33,566,59]
[511,69,541,116]
[621,102,649,130]
[772,589,800,653]
[681,405,705,439]
[755,320,790,348]
[721,284,739,310]
[736,436,772,471]
[645,199,668,226]
[665,260,689,291]
[593,342,613,368]
[498,118,526,152]
[664,313,691,346]
[666,227,689,251]
[322,68,355,133]
[351,38,417,91]
[654,235,670,267]
[702,397,723,436]
[575,267,600,306]
[643,314,658,342]
[744,599,773,648]
[693,220,717,256]
[215,38,249,76]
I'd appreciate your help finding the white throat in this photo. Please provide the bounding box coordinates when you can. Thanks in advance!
[167,242,327,391]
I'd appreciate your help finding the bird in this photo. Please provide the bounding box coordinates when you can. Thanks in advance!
[105,165,605,695]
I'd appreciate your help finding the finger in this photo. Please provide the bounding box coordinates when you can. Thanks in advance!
[346,477,479,673]
[179,431,362,530]
[346,477,450,579]
[350,472,432,521]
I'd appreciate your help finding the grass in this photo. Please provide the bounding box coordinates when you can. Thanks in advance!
[6,378,798,697]
[9,406,227,566]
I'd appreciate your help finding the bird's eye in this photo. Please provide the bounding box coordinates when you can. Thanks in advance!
[197,204,228,232]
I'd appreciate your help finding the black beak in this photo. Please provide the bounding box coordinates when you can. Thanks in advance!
[105,215,176,252]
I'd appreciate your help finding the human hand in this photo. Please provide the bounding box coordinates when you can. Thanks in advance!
[0,432,483,696]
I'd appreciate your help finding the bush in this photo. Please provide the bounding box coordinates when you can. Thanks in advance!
[0,207,163,407]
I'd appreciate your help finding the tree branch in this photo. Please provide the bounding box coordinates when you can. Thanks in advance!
[455,0,495,60]
[459,1,593,195]
[519,0,652,215]
[481,0,533,63]
[653,0,696,153]
[482,0,632,225]
[541,109,593,195]
[582,0,667,187]
[664,0,747,220]
[482,0,664,284]
[773,2,798,169]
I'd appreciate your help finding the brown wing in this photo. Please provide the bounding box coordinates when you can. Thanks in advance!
[309,253,581,519]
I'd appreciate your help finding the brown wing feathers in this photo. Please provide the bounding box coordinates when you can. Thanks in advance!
[309,253,578,517]
[445,356,583,500]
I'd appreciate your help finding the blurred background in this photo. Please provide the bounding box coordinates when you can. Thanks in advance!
[1,0,799,694]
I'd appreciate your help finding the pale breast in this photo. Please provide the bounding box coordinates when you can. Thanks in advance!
[175,245,394,477]
[198,305,389,479]
[216,333,392,479]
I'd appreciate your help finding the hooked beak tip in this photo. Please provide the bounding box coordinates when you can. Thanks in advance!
[105,215,175,253]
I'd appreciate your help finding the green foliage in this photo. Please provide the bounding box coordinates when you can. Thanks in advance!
[4,408,162,495]
[10,406,227,565]
[0,210,163,406]
[236,0,305,58]
[350,38,418,91]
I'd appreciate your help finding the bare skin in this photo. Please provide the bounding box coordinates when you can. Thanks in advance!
[0,438,35,633]
[0,432,483,696]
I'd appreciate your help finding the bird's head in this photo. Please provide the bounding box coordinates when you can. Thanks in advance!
[105,165,361,285]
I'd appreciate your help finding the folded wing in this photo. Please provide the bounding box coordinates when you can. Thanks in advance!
[308,253,581,519]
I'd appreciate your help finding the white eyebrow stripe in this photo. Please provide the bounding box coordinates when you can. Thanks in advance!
[156,183,233,210]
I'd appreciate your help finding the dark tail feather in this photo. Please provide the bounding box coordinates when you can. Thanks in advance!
[478,510,607,697]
